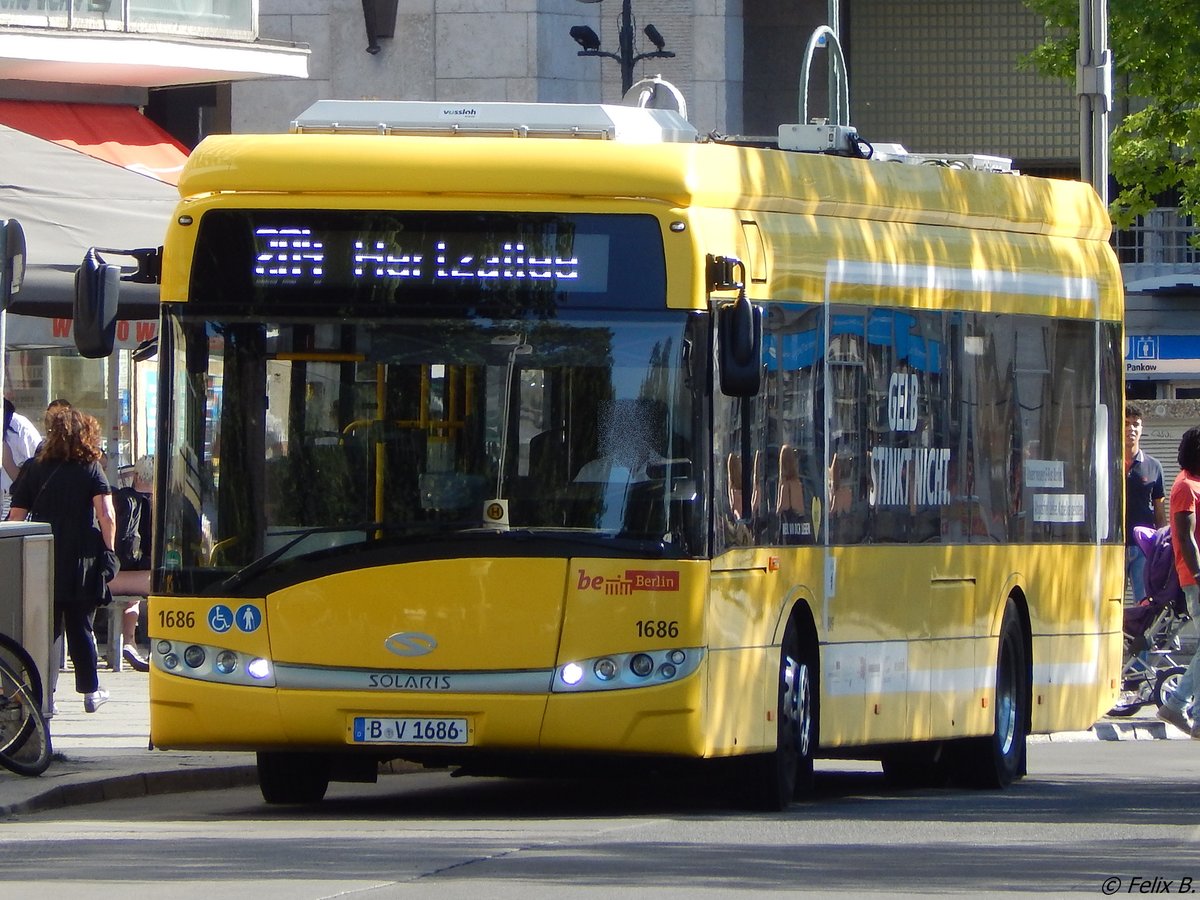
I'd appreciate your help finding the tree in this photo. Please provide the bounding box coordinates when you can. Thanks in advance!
[1022,0,1200,230]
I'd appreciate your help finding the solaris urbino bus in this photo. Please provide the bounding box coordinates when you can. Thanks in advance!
[76,99,1124,809]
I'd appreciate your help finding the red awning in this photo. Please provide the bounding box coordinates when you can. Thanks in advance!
[0,100,188,185]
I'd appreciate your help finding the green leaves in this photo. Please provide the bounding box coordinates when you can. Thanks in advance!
[1023,0,1200,230]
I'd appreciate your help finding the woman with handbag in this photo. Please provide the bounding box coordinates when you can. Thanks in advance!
[6,407,119,713]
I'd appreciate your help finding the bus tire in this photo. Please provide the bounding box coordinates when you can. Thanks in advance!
[956,599,1028,789]
[745,615,817,810]
[257,751,331,804]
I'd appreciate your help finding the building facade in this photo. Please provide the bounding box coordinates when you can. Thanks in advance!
[241,1,1079,171]
[0,0,308,476]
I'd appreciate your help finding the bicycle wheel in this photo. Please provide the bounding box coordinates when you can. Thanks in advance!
[0,653,52,777]
[0,632,43,710]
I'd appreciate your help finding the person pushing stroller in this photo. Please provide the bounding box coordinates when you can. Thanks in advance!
[1157,425,1200,738]
[1107,524,1190,717]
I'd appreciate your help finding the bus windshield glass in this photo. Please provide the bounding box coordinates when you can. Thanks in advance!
[157,309,705,595]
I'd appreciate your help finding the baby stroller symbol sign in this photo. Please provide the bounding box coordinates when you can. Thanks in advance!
[208,605,233,633]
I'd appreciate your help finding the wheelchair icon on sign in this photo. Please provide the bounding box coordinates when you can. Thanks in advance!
[208,605,233,633]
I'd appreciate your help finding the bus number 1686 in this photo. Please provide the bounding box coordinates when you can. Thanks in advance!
[158,610,196,629]
[637,620,679,639]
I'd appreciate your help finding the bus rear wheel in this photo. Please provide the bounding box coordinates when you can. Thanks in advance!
[257,751,331,804]
[745,617,817,810]
[956,600,1028,788]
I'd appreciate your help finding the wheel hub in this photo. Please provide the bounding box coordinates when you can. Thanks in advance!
[782,655,811,757]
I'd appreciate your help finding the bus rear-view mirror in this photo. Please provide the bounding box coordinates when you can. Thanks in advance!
[0,218,26,312]
[718,294,763,397]
[74,248,121,359]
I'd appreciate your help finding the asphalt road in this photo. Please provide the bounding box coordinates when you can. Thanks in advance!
[2,739,1198,899]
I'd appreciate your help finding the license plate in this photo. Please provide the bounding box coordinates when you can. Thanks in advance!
[351,716,470,745]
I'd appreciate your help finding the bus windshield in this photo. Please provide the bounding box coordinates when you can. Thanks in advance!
[157,309,706,595]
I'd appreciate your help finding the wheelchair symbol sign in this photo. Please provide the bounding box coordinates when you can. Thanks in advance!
[235,604,262,633]
[208,605,233,633]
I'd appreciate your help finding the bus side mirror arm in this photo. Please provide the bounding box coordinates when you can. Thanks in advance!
[709,254,762,397]
[113,246,163,284]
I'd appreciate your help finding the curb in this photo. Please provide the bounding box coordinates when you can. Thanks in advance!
[0,758,426,818]
[1028,718,1189,744]
[1093,719,1189,741]
[0,766,259,819]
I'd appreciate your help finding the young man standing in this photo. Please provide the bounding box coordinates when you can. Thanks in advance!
[1126,404,1166,600]
[1158,425,1200,737]
[2,398,40,519]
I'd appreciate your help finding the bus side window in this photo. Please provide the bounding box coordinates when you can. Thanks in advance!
[827,312,868,545]
[762,302,823,547]
[714,399,766,551]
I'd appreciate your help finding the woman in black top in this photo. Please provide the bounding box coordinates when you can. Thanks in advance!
[7,407,119,712]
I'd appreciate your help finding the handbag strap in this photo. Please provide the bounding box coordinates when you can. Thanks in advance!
[28,461,64,520]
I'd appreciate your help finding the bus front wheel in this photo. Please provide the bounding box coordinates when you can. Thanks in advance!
[257,751,331,804]
[745,616,817,810]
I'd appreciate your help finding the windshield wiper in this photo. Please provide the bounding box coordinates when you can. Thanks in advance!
[216,522,678,594]
[217,522,386,592]
[499,528,675,557]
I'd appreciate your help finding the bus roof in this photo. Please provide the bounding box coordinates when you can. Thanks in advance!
[177,126,1110,243]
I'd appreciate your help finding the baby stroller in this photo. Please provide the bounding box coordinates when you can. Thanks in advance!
[1107,525,1197,717]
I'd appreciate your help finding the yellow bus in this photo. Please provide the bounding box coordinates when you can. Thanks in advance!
[115,100,1123,808]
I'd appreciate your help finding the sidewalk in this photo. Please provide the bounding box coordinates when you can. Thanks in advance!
[0,667,257,817]
[0,668,1189,817]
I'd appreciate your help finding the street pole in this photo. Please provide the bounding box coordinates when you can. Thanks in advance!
[618,0,634,95]
[1078,0,1111,205]
[571,0,673,98]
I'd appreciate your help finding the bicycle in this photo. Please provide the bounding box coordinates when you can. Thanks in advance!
[0,631,52,777]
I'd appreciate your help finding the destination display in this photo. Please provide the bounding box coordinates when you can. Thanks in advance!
[187,210,667,311]
[252,226,610,292]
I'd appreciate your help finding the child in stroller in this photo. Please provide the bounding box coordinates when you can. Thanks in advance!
[1108,525,1195,716]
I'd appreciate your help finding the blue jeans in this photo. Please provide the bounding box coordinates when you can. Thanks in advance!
[1165,583,1200,715]
[1127,544,1148,601]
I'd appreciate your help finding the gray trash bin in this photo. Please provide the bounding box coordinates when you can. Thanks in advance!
[0,521,54,714]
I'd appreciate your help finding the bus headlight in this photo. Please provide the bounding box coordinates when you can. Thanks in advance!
[183,645,206,668]
[561,662,584,685]
[247,658,272,680]
[152,640,276,687]
[630,653,653,677]
[594,658,618,681]
[553,648,703,692]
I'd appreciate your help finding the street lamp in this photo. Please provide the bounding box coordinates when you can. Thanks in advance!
[570,0,675,96]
